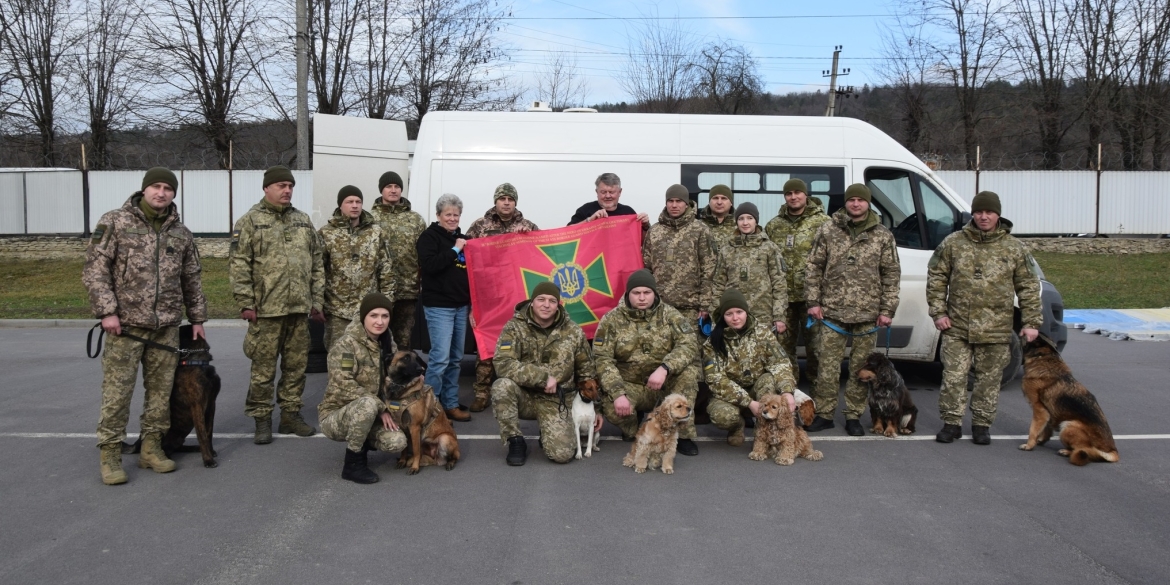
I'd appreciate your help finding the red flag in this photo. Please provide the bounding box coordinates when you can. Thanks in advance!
[466,216,644,359]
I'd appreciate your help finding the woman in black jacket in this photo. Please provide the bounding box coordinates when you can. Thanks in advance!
[416,193,472,422]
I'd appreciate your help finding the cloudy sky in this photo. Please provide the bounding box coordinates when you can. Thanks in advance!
[499,0,906,105]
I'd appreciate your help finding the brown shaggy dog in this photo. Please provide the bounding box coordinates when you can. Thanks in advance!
[857,351,918,438]
[1020,336,1119,466]
[622,393,692,474]
[383,351,460,474]
[749,394,823,465]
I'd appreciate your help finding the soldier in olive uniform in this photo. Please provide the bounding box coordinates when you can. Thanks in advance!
[804,183,901,436]
[230,165,325,444]
[765,178,831,380]
[370,171,426,351]
[492,281,598,466]
[703,289,797,446]
[928,191,1041,445]
[697,184,738,242]
[643,184,719,321]
[713,202,788,333]
[319,293,408,484]
[83,167,208,485]
[465,183,540,413]
[318,185,396,350]
[594,269,700,455]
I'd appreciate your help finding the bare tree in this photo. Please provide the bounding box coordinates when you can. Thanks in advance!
[394,0,515,136]
[691,41,762,115]
[354,0,406,118]
[139,0,265,169]
[307,0,364,115]
[1071,0,1122,167]
[1108,0,1170,169]
[72,0,141,169]
[0,0,74,165]
[878,16,937,154]
[533,51,588,110]
[618,11,697,113]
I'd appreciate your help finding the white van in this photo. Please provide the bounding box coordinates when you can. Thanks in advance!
[397,111,1067,376]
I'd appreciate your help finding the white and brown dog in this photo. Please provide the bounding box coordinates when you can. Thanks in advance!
[572,379,602,459]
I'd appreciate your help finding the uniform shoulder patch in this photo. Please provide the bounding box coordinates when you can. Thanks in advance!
[497,340,514,353]
[592,337,606,347]
[703,359,715,371]
[91,224,108,244]
[340,352,355,370]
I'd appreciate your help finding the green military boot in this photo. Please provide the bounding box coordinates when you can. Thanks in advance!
[138,434,176,473]
[254,414,273,445]
[99,444,128,485]
[279,410,317,437]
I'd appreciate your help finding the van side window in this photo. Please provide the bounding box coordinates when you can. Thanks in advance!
[863,167,960,250]
[918,179,959,249]
[684,165,845,222]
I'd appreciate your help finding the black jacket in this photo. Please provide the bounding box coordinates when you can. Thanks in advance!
[416,222,470,307]
[568,201,640,225]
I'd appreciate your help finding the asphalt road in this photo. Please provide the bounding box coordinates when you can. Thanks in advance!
[1,324,1168,585]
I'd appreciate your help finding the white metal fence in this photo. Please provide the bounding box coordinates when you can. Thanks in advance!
[2,168,1168,235]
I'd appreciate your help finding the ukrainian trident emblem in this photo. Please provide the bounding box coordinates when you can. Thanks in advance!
[521,240,612,325]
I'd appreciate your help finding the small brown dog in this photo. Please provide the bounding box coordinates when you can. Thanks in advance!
[383,351,460,474]
[857,351,918,438]
[750,394,823,465]
[622,393,692,474]
[1019,336,1119,466]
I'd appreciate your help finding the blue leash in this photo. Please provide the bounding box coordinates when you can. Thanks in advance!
[806,316,892,356]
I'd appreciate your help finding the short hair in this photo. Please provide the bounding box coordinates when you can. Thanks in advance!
[435,193,463,215]
[594,173,621,189]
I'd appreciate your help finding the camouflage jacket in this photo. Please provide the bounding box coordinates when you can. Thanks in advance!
[371,197,426,301]
[592,299,697,400]
[713,228,788,324]
[318,320,390,420]
[642,206,719,312]
[464,208,539,239]
[698,205,738,243]
[83,194,208,329]
[318,209,396,320]
[702,317,795,407]
[805,208,901,323]
[764,199,830,301]
[927,219,1043,344]
[493,301,596,392]
[229,199,324,317]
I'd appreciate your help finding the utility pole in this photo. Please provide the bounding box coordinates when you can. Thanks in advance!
[823,46,851,117]
[295,0,309,170]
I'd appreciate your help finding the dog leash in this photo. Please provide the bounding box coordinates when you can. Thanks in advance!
[86,322,196,359]
[806,316,893,357]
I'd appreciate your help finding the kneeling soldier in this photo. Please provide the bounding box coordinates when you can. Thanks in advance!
[595,269,700,456]
[492,281,597,466]
[318,293,407,484]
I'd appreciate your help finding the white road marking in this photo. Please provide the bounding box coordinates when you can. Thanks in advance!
[3,432,1169,441]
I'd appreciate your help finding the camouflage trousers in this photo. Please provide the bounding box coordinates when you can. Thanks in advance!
[600,366,698,440]
[781,301,819,380]
[244,314,309,419]
[324,315,351,352]
[812,320,877,420]
[96,325,179,448]
[491,378,576,464]
[939,334,1010,427]
[390,299,416,351]
[319,395,407,453]
[707,374,779,432]
[473,357,495,401]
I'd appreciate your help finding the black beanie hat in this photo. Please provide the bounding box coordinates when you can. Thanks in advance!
[665,184,689,202]
[734,202,759,224]
[337,185,363,207]
[845,183,871,203]
[142,167,178,191]
[708,184,733,203]
[531,281,561,301]
[379,171,403,193]
[715,288,750,319]
[359,292,394,323]
[783,178,808,194]
[263,166,296,188]
[624,269,658,305]
[971,191,1002,215]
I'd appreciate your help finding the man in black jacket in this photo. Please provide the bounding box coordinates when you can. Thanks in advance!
[568,172,650,227]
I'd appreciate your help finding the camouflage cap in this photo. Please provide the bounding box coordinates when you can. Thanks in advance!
[972,191,1001,215]
[142,167,178,191]
[845,183,871,203]
[494,183,518,202]
[709,184,733,203]
[783,178,808,194]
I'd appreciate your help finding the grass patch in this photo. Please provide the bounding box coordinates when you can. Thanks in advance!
[0,258,236,319]
[1,253,1166,318]
[1033,252,1170,309]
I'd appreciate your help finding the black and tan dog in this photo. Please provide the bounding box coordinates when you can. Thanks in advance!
[383,351,460,474]
[857,351,917,438]
[1020,336,1119,466]
[125,324,222,467]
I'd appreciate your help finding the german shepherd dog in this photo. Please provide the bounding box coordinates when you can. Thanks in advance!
[1020,336,1119,466]
[125,324,222,467]
[857,351,918,437]
[383,351,460,474]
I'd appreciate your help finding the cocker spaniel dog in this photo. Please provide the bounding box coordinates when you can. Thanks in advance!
[749,393,823,465]
[622,393,692,474]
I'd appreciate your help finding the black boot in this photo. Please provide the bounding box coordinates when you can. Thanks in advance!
[676,438,699,456]
[845,419,865,437]
[804,416,835,433]
[936,424,962,444]
[506,436,527,466]
[971,425,991,445]
[342,448,379,484]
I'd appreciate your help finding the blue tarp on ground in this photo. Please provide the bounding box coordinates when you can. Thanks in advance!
[1065,308,1170,341]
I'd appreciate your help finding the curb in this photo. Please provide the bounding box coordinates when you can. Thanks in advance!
[0,318,249,329]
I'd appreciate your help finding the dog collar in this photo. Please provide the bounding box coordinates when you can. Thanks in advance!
[179,359,211,366]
